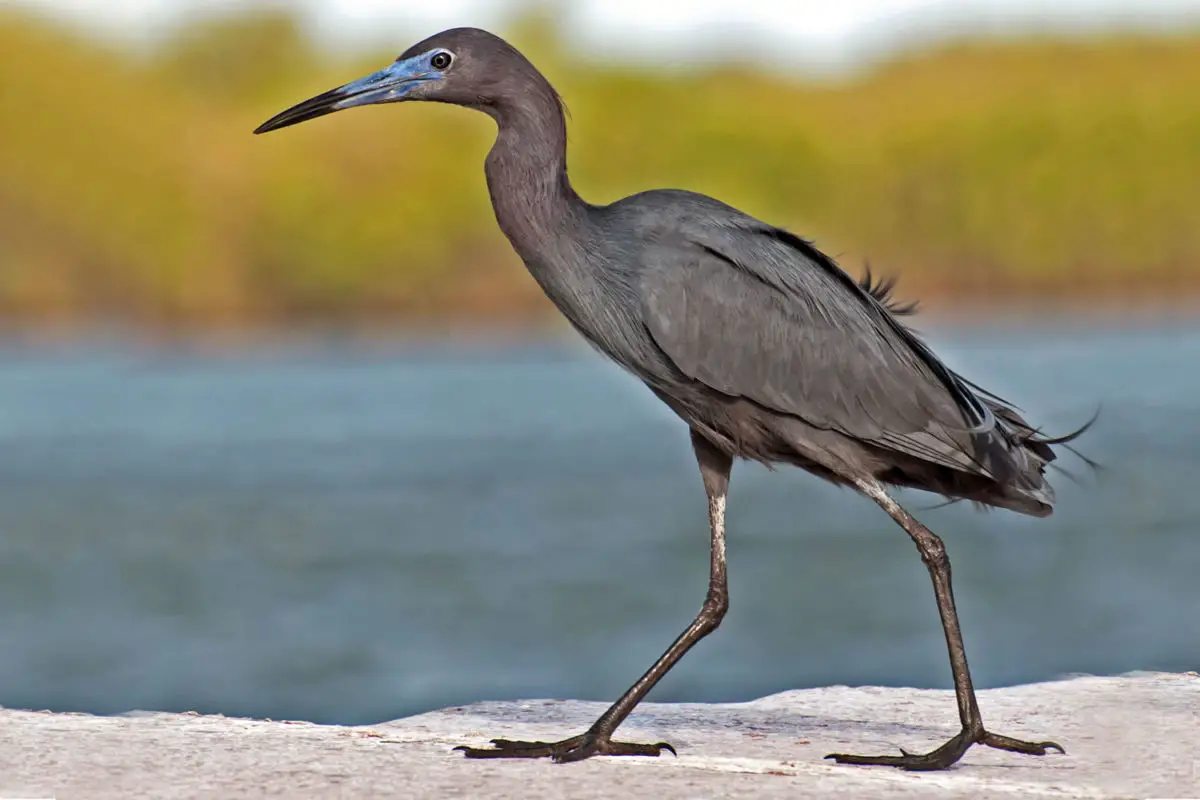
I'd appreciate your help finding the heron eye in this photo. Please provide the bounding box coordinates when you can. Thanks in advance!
[431,51,453,70]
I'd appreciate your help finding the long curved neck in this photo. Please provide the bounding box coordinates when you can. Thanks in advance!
[477,70,648,365]
[481,79,588,265]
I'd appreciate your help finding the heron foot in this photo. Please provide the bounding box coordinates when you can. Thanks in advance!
[455,732,676,762]
[825,728,1064,771]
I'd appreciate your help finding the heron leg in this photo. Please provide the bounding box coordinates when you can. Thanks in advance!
[825,479,1064,771]
[456,430,733,762]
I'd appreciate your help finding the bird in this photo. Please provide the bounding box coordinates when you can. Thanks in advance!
[255,27,1090,771]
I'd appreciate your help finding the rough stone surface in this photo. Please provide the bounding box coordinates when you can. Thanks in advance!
[1,672,1196,799]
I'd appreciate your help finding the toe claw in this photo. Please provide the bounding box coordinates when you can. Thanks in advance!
[657,741,677,757]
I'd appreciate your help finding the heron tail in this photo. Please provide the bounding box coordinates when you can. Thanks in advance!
[963,401,1097,517]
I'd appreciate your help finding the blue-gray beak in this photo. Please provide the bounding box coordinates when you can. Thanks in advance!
[254,55,437,134]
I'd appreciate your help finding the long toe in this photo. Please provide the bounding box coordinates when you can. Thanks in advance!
[455,743,556,759]
[981,731,1064,756]
[827,728,1063,771]
[457,732,676,762]
[455,735,585,759]
[825,752,913,768]
[825,750,971,771]
[488,738,580,752]
[826,730,974,771]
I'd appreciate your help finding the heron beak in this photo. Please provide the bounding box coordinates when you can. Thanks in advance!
[254,55,438,134]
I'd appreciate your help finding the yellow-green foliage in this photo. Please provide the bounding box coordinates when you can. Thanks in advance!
[1,9,1197,329]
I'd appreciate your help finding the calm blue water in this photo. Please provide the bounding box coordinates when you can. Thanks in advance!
[0,323,1196,725]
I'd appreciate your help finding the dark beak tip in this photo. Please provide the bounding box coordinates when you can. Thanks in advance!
[253,114,292,135]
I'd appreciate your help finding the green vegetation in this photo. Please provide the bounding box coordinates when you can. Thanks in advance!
[2,9,1198,332]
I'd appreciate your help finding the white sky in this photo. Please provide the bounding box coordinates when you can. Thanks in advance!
[16,0,1200,70]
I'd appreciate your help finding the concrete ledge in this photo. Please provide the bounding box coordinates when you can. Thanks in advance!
[2,672,1196,799]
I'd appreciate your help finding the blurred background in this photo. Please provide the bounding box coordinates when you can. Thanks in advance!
[0,0,1197,725]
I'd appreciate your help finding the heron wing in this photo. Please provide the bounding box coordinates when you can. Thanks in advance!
[639,220,997,474]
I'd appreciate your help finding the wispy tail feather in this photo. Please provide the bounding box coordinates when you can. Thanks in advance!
[970,399,1099,516]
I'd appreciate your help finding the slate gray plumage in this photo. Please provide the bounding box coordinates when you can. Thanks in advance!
[256,27,1089,770]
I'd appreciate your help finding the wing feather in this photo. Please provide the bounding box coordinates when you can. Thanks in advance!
[639,221,995,476]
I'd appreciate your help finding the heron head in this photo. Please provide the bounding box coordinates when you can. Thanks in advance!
[254,28,526,134]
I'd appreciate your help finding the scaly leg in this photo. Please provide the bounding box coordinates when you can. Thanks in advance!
[826,478,1064,771]
[457,431,734,762]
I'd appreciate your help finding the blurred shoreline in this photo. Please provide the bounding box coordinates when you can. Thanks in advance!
[2,293,1197,351]
[3,8,1197,336]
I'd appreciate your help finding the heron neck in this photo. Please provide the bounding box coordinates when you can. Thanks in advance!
[482,88,588,265]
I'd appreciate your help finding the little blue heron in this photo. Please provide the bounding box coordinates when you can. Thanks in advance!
[255,27,1089,770]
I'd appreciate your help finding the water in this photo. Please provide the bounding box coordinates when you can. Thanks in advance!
[0,323,1196,725]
